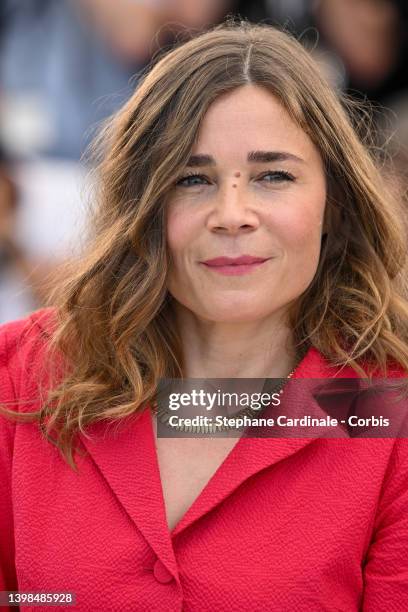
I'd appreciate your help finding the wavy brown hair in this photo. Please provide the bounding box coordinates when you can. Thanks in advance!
[2,19,408,469]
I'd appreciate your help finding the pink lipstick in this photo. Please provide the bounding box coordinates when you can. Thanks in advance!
[200,255,270,276]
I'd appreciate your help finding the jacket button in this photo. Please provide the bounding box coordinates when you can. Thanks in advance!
[153,559,174,584]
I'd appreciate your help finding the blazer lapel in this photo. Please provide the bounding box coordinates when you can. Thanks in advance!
[171,347,358,538]
[79,347,360,549]
[79,408,179,580]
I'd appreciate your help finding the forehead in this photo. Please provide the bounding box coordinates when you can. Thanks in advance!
[193,85,320,164]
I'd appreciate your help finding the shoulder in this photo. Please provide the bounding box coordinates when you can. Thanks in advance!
[299,347,407,378]
[295,347,359,378]
[0,306,56,347]
[1,303,55,338]
[0,307,57,404]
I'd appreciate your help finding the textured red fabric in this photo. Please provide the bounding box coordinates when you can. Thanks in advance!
[1,308,408,611]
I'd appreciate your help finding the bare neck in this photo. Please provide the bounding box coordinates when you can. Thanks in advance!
[173,304,297,379]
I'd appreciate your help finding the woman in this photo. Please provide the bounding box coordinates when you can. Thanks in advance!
[1,20,408,611]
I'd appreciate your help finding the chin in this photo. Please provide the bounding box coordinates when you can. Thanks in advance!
[199,301,271,323]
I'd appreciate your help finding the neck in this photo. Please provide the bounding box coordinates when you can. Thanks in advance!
[173,303,297,379]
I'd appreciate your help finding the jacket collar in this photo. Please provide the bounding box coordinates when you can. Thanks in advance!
[79,347,359,579]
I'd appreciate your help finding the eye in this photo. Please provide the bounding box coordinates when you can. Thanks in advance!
[176,172,211,187]
[258,170,295,183]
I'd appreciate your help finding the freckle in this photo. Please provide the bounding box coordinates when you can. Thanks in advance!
[233,171,241,177]
[232,184,237,188]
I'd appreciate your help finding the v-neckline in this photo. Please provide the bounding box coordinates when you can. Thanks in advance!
[79,345,345,563]
[149,407,244,536]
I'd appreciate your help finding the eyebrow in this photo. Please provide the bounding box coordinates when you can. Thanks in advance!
[185,151,305,167]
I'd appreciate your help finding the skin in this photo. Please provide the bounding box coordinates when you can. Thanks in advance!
[77,0,232,63]
[155,86,328,531]
[165,84,327,379]
[316,0,398,86]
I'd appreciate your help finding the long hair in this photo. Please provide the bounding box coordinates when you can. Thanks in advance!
[2,19,408,469]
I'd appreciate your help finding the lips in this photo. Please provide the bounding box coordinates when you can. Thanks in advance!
[200,254,271,276]
[202,255,269,266]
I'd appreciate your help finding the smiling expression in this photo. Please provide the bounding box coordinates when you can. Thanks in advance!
[165,84,327,323]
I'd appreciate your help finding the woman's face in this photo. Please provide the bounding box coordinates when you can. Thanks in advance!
[166,84,327,323]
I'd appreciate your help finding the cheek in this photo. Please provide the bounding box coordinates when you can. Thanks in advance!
[166,206,199,256]
[291,216,323,253]
[268,197,325,270]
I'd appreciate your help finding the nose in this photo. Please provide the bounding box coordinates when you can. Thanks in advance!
[206,182,260,235]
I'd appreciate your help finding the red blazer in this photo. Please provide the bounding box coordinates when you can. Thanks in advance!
[1,308,408,611]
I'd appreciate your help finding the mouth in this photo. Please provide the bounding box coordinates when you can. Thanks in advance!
[200,255,271,276]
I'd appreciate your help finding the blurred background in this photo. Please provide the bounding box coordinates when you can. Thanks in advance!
[0,0,407,322]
